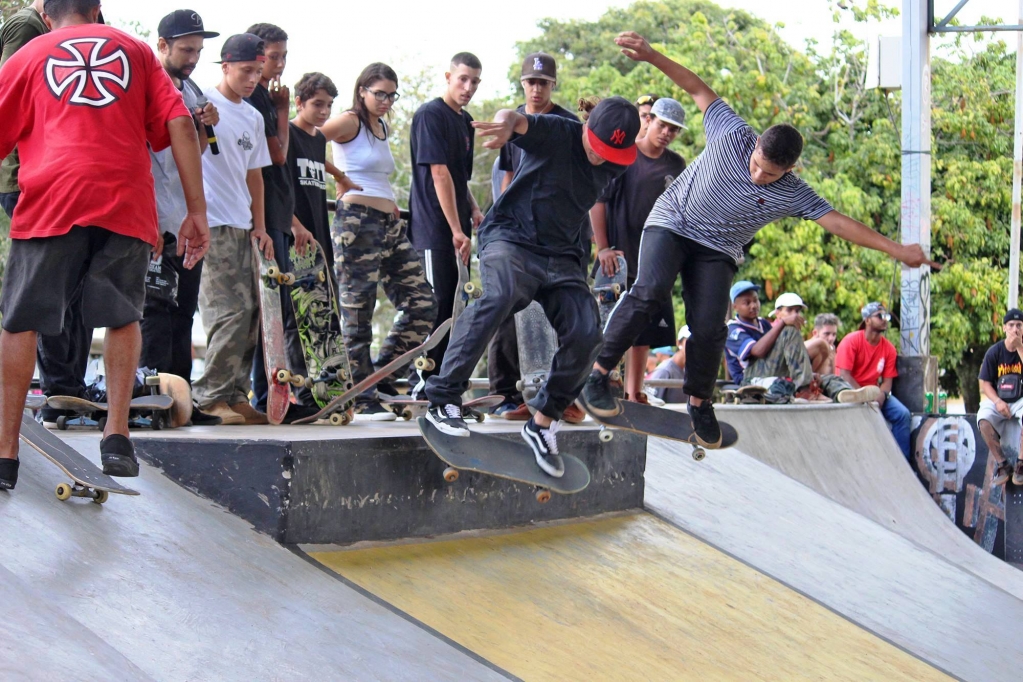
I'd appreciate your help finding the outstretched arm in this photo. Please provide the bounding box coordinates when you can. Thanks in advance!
[816,211,940,269]
[615,32,718,114]
[472,110,529,150]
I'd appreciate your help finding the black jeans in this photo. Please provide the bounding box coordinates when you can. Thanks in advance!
[252,227,312,408]
[140,232,203,383]
[487,315,522,404]
[1,191,91,399]
[597,227,737,400]
[425,241,602,420]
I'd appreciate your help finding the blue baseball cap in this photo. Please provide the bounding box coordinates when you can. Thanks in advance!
[730,281,761,302]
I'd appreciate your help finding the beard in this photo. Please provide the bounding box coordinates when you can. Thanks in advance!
[166,62,195,82]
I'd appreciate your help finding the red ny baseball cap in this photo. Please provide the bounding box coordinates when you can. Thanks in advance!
[585,96,640,165]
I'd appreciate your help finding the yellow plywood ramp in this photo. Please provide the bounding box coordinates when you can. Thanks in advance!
[311,513,948,681]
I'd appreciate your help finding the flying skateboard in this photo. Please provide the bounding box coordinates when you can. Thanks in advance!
[288,242,355,411]
[293,317,453,425]
[417,416,590,502]
[253,240,304,424]
[593,254,628,397]
[452,257,481,323]
[383,394,504,421]
[18,413,139,504]
[578,398,738,460]
[514,301,559,403]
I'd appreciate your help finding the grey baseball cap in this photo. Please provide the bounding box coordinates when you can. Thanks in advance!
[651,97,687,129]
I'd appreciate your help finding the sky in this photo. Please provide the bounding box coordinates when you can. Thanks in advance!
[95,0,1019,104]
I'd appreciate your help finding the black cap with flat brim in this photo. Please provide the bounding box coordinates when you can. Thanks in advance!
[217,34,266,64]
[158,9,220,40]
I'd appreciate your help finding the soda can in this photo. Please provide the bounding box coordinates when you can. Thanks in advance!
[938,390,948,415]
[925,391,934,414]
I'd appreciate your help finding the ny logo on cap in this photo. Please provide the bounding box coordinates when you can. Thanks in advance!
[533,57,543,71]
[610,129,626,145]
[45,38,130,108]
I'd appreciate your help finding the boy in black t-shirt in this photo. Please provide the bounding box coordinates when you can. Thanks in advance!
[977,308,1023,486]
[424,97,640,479]
[408,52,484,375]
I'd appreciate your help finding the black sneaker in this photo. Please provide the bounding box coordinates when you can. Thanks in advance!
[0,458,19,490]
[354,401,398,422]
[100,434,139,477]
[688,400,723,448]
[188,404,223,426]
[580,370,619,417]
[426,403,469,437]
[282,403,326,424]
[521,417,565,478]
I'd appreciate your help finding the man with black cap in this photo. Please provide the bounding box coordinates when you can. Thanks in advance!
[977,309,1023,486]
[580,32,936,450]
[835,302,911,459]
[424,97,639,478]
[488,51,584,423]
[0,0,209,489]
[191,33,275,426]
[142,9,221,425]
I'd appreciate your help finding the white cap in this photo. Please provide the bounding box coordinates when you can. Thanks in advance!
[770,292,805,316]
[677,325,691,343]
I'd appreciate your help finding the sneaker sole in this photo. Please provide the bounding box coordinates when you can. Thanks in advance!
[426,412,470,437]
[102,457,140,478]
[576,397,621,418]
[838,386,881,404]
[520,425,565,478]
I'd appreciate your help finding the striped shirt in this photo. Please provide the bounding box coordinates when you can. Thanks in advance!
[645,98,833,263]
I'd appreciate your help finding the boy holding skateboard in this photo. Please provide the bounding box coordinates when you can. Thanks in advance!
[580,32,937,448]
[425,97,640,477]
[0,0,209,488]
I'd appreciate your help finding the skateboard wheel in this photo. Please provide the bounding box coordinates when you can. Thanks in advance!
[443,467,459,483]
[267,266,280,279]
[515,380,525,392]
[472,289,482,299]
[414,357,435,371]
[275,369,292,385]
[97,416,107,431]
[463,282,477,296]
[474,412,486,423]
[318,271,326,283]
[150,414,163,431]
[609,370,621,382]
[692,447,706,462]
[598,428,614,443]
[535,490,551,504]
[329,413,344,425]
[145,375,161,387]
[400,409,412,421]
[57,415,68,431]
[611,283,621,295]
[94,490,109,505]
[283,273,297,286]
[290,374,306,388]
[55,483,73,501]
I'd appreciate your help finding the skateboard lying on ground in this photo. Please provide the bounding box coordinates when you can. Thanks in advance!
[592,255,628,397]
[579,398,738,460]
[46,394,175,431]
[418,416,590,502]
[289,242,355,411]
[18,414,139,504]
[383,394,504,421]
[293,317,454,425]
[452,257,481,323]
[721,385,767,405]
[515,301,558,403]
[253,240,304,424]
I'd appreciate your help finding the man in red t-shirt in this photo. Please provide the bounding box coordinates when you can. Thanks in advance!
[835,301,911,459]
[0,0,210,491]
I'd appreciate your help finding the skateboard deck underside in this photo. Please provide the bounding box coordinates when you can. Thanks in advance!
[581,399,739,448]
[515,301,558,400]
[417,417,589,494]
[19,415,138,495]
[253,243,291,425]
[46,395,175,413]
[593,255,628,328]
[289,244,353,409]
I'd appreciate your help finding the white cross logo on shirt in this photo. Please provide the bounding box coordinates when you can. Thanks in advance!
[45,38,131,108]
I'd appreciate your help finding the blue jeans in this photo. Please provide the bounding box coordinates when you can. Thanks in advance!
[881,393,912,459]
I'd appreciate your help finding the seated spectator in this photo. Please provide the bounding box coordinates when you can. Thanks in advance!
[725,283,879,404]
[835,302,910,459]
[976,309,1023,487]
[806,313,839,375]
[647,325,690,404]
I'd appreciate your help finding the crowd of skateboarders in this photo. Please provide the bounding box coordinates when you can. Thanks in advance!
[0,0,943,490]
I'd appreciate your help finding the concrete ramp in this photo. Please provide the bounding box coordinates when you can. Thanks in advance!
[714,403,1023,599]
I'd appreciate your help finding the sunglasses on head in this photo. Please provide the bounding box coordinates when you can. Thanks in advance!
[636,95,659,106]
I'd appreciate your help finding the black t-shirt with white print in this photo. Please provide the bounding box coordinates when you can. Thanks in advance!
[287,122,330,264]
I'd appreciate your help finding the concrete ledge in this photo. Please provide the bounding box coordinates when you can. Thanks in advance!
[135,424,646,545]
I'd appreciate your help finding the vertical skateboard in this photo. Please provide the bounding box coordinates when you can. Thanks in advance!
[253,240,303,425]
[292,318,453,425]
[452,258,482,323]
[417,416,590,502]
[592,255,628,398]
[18,414,139,503]
[514,301,558,403]
[288,242,355,411]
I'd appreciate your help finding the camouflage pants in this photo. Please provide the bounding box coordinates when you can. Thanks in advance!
[333,204,437,394]
[192,226,259,407]
[742,326,815,390]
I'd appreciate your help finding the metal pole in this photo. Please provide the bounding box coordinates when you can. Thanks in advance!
[900,0,932,356]
[1009,0,1023,309]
